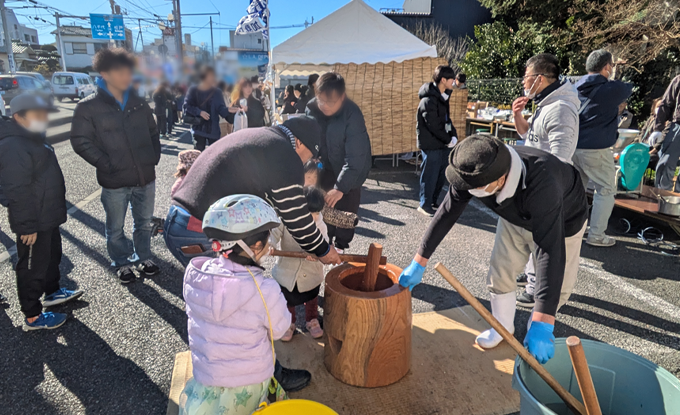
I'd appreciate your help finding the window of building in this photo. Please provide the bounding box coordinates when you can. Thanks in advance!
[94,43,108,53]
[31,35,36,43]
[24,34,31,42]
[72,42,88,54]
[258,39,262,44]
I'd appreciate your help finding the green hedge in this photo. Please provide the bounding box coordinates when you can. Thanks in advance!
[466,78,523,107]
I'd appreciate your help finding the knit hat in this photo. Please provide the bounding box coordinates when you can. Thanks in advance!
[445,134,511,190]
[283,116,321,157]
[177,150,201,171]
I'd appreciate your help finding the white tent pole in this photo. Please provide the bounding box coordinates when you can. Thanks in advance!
[267,6,275,121]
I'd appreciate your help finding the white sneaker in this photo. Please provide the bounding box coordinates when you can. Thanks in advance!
[586,235,616,247]
[476,292,516,349]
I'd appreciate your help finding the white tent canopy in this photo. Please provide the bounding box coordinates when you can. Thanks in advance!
[272,0,437,66]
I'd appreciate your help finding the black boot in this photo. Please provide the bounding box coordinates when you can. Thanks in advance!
[274,360,311,392]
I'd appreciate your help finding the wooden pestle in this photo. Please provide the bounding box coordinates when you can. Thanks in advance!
[434,263,587,415]
[361,243,383,292]
[566,336,602,415]
[270,249,387,265]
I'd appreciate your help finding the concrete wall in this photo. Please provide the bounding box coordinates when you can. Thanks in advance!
[1,10,39,45]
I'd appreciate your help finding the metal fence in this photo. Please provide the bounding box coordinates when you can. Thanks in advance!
[467,76,584,106]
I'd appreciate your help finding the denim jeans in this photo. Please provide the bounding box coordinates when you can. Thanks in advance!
[419,148,450,209]
[100,181,156,268]
[164,205,214,267]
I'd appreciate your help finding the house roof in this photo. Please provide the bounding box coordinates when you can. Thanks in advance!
[12,42,34,55]
[51,26,92,37]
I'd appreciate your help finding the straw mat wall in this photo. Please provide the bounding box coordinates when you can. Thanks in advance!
[333,57,467,156]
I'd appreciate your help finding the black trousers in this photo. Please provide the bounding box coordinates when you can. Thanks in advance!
[327,187,362,250]
[193,134,218,151]
[157,113,168,135]
[16,227,62,318]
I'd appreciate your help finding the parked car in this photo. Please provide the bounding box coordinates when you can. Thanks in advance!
[52,72,96,102]
[0,93,5,116]
[16,71,51,91]
[0,75,55,113]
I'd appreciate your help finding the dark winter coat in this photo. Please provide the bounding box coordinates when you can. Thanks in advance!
[306,97,372,194]
[245,95,266,128]
[575,74,633,149]
[281,96,297,115]
[184,86,235,140]
[153,89,173,116]
[70,86,161,190]
[416,82,457,151]
[0,117,67,235]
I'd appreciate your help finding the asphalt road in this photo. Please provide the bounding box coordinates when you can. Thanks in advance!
[0,123,678,415]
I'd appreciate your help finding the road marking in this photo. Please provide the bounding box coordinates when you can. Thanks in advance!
[467,198,680,320]
[0,188,102,263]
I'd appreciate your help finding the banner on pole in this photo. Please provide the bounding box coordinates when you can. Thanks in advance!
[235,0,269,39]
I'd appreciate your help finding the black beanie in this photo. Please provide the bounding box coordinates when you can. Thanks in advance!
[283,116,321,157]
[445,134,511,190]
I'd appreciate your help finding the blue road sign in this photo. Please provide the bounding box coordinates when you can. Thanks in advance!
[90,14,126,41]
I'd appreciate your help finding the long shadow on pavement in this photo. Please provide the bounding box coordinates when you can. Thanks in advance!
[0,307,165,414]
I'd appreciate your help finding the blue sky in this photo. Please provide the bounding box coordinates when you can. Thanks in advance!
[12,0,404,50]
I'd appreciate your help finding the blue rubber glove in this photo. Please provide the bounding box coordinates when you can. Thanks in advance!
[399,260,426,291]
[524,321,555,364]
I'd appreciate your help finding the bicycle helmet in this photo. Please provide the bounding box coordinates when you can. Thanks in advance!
[203,194,281,255]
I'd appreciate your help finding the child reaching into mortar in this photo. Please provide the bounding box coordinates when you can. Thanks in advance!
[180,194,291,415]
[271,186,328,341]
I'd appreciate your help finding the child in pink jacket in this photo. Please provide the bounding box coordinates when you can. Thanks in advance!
[180,195,291,415]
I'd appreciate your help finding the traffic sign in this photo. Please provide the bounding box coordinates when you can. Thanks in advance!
[90,14,126,41]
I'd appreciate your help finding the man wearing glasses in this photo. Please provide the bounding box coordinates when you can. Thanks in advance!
[306,72,372,253]
[512,53,581,308]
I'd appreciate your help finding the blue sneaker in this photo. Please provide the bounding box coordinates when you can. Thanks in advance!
[42,288,84,307]
[25,312,68,331]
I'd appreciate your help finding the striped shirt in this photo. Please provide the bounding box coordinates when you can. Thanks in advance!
[173,126,330,258]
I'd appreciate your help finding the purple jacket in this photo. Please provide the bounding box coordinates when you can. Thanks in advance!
[184,256,291,387]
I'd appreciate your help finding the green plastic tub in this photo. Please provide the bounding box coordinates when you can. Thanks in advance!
[512,338,680,414]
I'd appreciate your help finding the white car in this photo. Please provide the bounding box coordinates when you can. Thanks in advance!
[0,93,5,116]
[52,72,97,102]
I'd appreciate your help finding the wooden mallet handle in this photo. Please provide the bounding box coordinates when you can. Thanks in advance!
[434,263,587,415]
[270,249,387,265]
[361,243,383,292]
[566,336,602,415]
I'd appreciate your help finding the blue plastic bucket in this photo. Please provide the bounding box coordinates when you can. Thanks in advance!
[512,338,680,414]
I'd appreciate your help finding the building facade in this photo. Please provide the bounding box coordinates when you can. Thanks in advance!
[382,0,491,40]
[52,25,132,71]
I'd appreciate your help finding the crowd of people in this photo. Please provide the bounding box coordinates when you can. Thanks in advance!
[0,42,678,414]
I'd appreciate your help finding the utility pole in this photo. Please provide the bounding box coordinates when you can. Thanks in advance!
[209,16,214,63]
[135,18,144,51]
[54,13,67,72]
[0,0,16,74]
[173,0,183,68]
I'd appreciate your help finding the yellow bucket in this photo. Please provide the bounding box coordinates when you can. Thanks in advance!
[254,400,338,414]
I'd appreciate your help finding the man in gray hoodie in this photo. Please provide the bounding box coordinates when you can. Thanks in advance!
[512,53,580,307]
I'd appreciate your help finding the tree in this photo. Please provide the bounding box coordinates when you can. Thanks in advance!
[403,22,470,72]
[460,21,567,79]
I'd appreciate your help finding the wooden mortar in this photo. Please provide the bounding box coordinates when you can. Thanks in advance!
[323,243,412,387]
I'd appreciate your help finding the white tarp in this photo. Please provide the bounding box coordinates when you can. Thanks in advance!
[272,0,437,65]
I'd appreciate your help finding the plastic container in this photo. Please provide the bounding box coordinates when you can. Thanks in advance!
[254,400,338,414]
[512,338,680,414]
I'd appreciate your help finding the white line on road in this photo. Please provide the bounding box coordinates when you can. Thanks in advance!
[468,198,680,321]
[0,188,102,264]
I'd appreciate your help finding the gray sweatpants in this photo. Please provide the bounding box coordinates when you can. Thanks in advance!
[487,218,587,310]
[656,123,680,191]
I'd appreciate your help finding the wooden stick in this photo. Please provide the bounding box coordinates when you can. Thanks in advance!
[434,263,587,415]
[361,243,383,292]
[270,249,387,265]
[566,336,602,415]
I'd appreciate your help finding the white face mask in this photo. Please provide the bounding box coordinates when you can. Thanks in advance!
[468,182,501,198]
[26,120,49,134]
[523,76,541,100]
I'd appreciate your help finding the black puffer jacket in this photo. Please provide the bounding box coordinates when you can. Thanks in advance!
[0,117,67,235]
[70,88,161,189]
[306,98,372,194]
[416,82,457,150]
